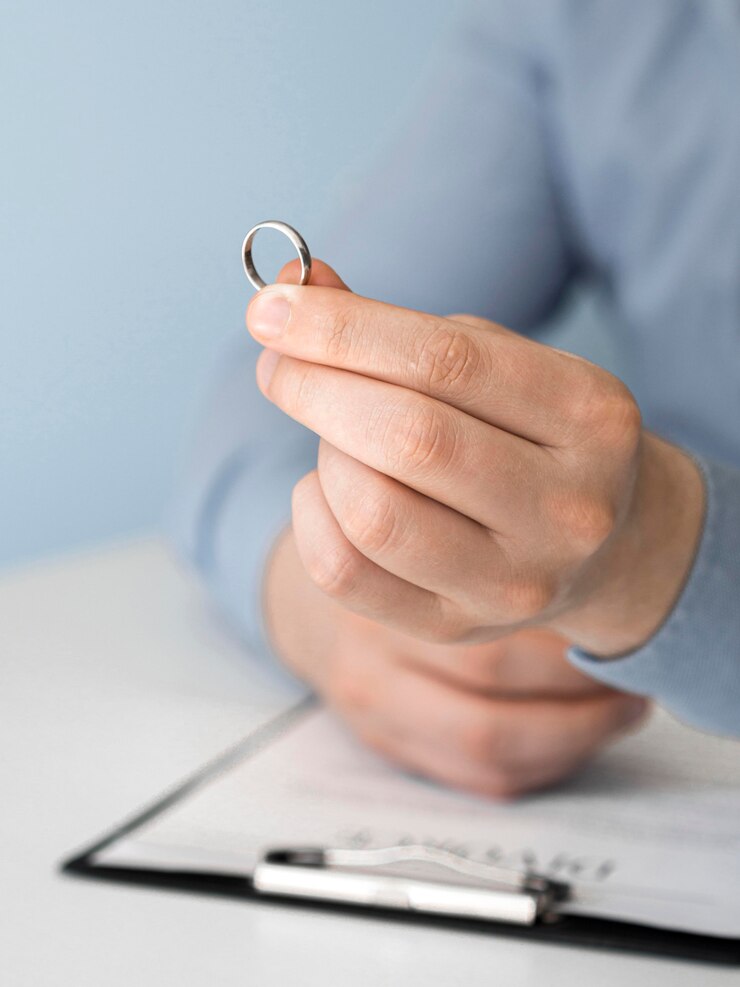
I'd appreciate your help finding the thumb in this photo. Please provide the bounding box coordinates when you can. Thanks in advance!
[277,257,351,291]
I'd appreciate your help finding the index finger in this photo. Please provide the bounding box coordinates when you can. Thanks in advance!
[247,281,592,446]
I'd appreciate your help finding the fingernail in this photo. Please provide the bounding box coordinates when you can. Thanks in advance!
[257,348,281,390]
[249,290,291,339]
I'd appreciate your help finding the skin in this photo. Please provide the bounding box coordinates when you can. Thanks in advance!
[248,259,705,798]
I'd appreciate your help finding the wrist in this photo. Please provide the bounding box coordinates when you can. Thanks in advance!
[553,433,705,656]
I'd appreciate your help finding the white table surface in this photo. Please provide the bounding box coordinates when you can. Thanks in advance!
[2,537,737,986]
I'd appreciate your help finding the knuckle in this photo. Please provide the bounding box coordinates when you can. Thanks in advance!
[425,607,474,645]
[545,484,620,557]
[419,324,482,397]
[482,772,523,800]
[291,471,316,510]
[565,494,618,553]
[304,540,361,600]
[342,483,401,555]
[459,647,507,690]
[430,623,466,645]
[459,716,508,768]
[499,576,557,622]
[328,665,375,716]
[608,383,643,451]
[566,369,642,449]
[285,360,318,410]
[385,401,458,476]
[591,376,642,445]
[322,304,358,363]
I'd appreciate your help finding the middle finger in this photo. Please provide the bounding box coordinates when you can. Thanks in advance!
[258,350,554,533]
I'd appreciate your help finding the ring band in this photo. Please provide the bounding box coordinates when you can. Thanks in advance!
[241,220,312,291]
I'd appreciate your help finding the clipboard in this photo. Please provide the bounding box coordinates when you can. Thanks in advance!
[61,699,740,965]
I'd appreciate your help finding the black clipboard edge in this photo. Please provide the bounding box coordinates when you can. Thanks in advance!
[60,700,740,967]
[61,696,317,866]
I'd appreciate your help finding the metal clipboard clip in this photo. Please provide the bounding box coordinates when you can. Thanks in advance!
[253,844,570,926]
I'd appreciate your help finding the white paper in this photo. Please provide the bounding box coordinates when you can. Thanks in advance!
[96,705,740,937]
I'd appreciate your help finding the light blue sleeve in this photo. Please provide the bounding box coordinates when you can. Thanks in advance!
[315,0,577,331]
[169,334,319,654]
[170,2,576,656]
[569,456,740,737]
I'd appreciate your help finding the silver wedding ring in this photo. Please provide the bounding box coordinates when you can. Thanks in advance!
[241,220,312,291]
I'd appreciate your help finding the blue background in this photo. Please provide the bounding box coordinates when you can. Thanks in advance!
[0,0,457,568]
[0,1,609,571]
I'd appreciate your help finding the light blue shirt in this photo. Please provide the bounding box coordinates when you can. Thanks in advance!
[172,0,740,736]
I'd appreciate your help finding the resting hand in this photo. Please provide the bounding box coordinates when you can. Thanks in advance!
[265,524,648,797]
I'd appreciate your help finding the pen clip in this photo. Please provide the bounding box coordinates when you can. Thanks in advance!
[253,844,568,926]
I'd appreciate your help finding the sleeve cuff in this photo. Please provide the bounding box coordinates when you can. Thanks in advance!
[568,454,740,736]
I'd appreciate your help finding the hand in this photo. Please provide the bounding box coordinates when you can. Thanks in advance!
[249,261,704,656]
[265,528,649,798]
